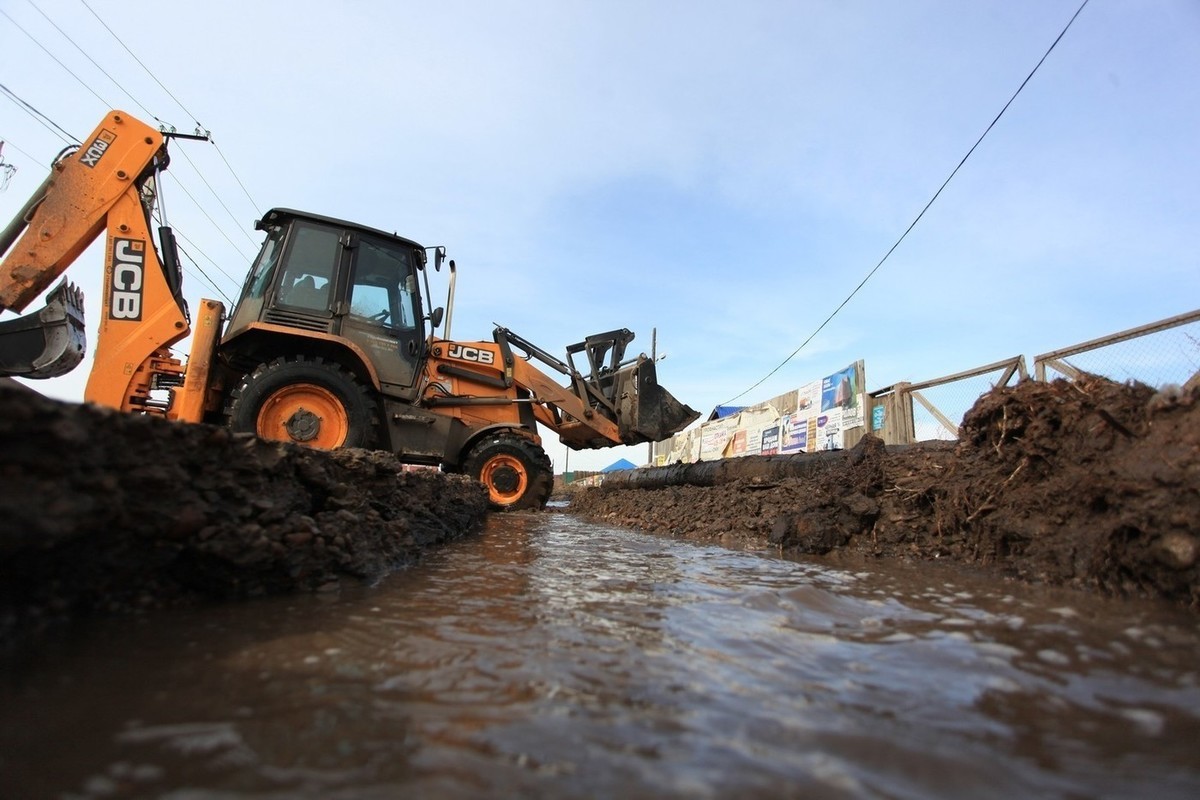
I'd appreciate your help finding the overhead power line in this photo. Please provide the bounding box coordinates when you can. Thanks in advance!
[0,6,113,112]
[0,82,80,145]
[4,0,262,289]
[77,0,206,133]
[721,0,1091,407]
[164,172,254,284]
[76,0,262,217]
[210,141,262,217]
[0,135,38,165]
[24,0,163,126]
[172,139,261,252]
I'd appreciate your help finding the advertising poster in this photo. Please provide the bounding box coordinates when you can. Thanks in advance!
[743,426,763,456]
[760,425,780,455]
[780,413,808,454]
[796,379,821,416]
[700,419,736,460]
[872,405,886,431]
[817,411,843,450]
[654,358,867,463]
[821,360,865,430]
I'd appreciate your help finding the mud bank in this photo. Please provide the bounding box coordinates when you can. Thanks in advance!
[571,376,1200,609]
[0,383,489,643]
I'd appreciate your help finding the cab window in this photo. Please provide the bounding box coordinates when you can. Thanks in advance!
[277,224,340,311]
[348,238,417,329]
[244,224,285,300]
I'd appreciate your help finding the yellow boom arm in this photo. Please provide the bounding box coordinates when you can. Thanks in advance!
[0,111,219,415]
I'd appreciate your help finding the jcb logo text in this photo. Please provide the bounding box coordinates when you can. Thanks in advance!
[110,238,145,321]
[80,129,117,168]
[447,344,495,365]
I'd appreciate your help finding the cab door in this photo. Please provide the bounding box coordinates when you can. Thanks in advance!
[337,235,425,397]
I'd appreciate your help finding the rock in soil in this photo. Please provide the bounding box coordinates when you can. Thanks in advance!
[570,375,1200,610]
[0,383,489,644]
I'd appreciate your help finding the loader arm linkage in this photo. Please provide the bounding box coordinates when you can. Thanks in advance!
[493,326,696,449]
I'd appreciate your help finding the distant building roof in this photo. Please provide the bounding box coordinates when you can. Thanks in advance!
[601,458,638,473]
[707,405,746,421]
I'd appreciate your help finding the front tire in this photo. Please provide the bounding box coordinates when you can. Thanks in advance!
[226,356,377,449]
[464,434,553,511]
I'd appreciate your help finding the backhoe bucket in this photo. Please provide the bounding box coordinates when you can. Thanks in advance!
[0,279,86,379]
[617,357,699,444]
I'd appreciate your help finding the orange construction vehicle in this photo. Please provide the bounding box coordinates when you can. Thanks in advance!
[0,111,697,509]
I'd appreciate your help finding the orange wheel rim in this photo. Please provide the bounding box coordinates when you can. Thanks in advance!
[256,383,348,449]
[479,453,528,506]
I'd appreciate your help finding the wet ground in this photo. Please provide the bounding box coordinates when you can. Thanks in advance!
[574,376,1200,609]
[2,510,1198,798]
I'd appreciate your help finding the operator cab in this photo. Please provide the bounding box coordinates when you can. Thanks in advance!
[223,208,433,396]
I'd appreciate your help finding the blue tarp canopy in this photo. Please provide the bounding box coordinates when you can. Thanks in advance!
[707,405,745,422]
[601,458,638,473]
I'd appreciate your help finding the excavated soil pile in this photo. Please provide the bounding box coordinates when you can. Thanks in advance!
[572,376,1199,608]
[0,383,489,643]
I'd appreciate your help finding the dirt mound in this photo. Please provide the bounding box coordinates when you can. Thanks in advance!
[0,383,489,643]
[571,376,1200,608]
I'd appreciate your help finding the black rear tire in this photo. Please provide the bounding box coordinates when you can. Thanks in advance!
[226,356,377,449]
[464,434,553,511]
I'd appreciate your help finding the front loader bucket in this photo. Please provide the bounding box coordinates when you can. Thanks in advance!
[619,358,699,444]
[0,279,86,379]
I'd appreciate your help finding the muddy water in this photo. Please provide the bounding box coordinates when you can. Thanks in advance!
[2,510,1199,799]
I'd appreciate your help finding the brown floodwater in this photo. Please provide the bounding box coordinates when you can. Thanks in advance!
[2,507,1199,798]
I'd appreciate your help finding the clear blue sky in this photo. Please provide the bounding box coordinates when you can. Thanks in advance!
[2,0,1198,471]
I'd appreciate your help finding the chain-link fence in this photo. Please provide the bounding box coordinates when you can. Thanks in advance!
[651,309,1199,457]
[870,357,1026,444]
[1034,309,1200,388]
[875,308,1200,444]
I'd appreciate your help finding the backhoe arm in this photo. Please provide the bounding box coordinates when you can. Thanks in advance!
[0,112,164,313]
[0,111,196,411]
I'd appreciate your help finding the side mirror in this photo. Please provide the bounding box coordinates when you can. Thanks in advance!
[428,306,444,329]
[434,246,446,272]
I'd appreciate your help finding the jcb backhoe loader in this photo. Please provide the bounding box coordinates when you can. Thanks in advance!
[0,110,697,509]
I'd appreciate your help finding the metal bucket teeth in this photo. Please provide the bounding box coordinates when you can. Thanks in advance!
[0,278,86,379]
[620,358,699,444]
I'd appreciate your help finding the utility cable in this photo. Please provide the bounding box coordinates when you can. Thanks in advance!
[172,145,261,250]
[149,206,236,305]
[0,82,80,145]
[0,7,112,112]
[14,0,258,293]
[77,0,263,222]
[209,141,262,217]
[175,239,235,306]
[77,0,205,133]
[23,0,165,127]
[174,225,246,296]
[720,0,1091,407]
[159,175,249,289]
[0,134,40,164]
